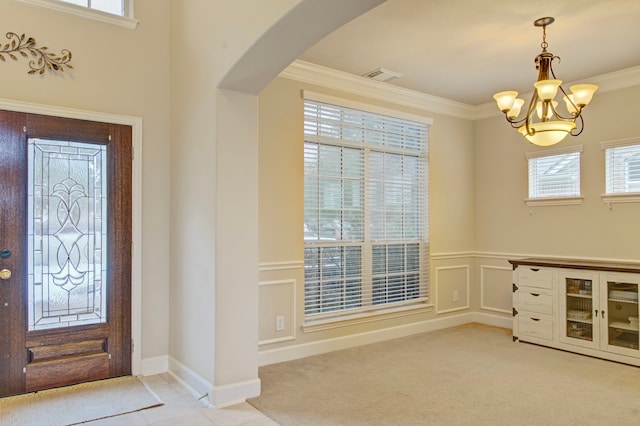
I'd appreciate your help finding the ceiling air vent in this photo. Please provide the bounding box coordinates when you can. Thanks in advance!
[362,68,403,82]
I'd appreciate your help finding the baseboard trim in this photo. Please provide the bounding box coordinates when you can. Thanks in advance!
[473,311,512,329]
[168,356,214,404]
[258,312,512,366]
[140,355,169,376]
[167,356,260,408]
[259,313,471,366]
[211,379,262,408]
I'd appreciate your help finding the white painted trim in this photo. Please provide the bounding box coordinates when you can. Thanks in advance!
[282,61,640,122]
[600,136,640,150]
[169,355,260,408]
[259,312,475,366]
[473,311,512,329]
[258,279,297,345]
[140,355,168,377]
[431,251,475,260]
[601,193,640,207]
[168,356,213,403]
[258,260,303,271]
[525,196,584,207]
[480,265,512,315]
[14,0,139,29]
[525,144,583,159]
[211,379,262,408]
[474,66,640,120]
[282,60,475,120]
[259,311,512,366]
[302,302,432,333]
[0,97,144,375]
[435,265,470,314]
[304,90,433,125]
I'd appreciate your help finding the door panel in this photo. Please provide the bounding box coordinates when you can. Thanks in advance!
[0,111,132,397]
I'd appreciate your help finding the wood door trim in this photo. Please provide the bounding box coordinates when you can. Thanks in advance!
[0,110,28,396]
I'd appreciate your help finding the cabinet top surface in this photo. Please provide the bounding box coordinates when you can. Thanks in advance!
[509,258,640,274]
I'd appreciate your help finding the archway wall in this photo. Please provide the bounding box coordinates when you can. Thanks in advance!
[169,0,385,406]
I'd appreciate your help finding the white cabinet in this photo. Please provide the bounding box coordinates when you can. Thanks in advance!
[511,258,640,366]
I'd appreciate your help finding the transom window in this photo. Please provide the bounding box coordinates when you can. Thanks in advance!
[303,93,430,320]
[59,0,125,16]
[16,0,137,29]
[526,145,583,200]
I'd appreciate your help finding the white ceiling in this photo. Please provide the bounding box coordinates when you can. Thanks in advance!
[299,0,640,106]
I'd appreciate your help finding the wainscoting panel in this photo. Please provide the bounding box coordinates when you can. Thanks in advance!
[258,279,296,345]
[435,264,470,314]
[480,265,513,314]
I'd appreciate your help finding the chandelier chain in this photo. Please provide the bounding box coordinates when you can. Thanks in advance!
[540,24,548,51]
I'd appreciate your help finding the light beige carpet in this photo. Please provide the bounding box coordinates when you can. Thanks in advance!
[249,323,640,426]
[0,376,163,425]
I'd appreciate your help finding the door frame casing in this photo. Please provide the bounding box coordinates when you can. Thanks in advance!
[0,98,143,375]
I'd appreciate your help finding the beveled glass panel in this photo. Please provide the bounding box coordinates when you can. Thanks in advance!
[27,139,107,331]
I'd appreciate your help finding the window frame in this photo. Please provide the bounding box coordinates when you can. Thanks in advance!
[15,0,138,29]
[302,91,432,325]
[601,137,640,206]
[525,145,584,207]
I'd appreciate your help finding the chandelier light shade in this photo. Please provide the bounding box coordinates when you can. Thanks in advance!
[493,17,598,146]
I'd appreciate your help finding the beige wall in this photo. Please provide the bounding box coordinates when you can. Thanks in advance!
[0,0,172,360]
[169,0,385,403]
[474,85,640,260]
[257,74,640,358]
[257,76,478,351]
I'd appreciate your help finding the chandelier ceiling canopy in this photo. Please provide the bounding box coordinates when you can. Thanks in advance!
[493,17,598,146]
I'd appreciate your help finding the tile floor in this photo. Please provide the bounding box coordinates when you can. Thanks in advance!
[88,373,279,426]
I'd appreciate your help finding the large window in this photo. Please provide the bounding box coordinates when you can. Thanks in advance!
[303,94,430,319]
[526,145,582,201]
[603,138,640,194]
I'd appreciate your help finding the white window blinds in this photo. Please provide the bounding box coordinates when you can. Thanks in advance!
[603,139,640,194]
[303,95,430,319]
[59,0,126,15]
[527,146,582,199]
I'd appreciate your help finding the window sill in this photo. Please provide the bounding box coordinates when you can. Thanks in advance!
[525,196,583,207]
[601,193,640,207]
[15,0,139,29]
[302,301,433,333]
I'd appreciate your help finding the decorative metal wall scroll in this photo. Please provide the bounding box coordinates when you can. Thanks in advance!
[0,32,73,75]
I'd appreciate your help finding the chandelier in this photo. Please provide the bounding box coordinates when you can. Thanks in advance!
[493,17,598,146]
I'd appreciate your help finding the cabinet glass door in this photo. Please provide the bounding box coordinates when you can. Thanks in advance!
[563,276,595,344]
[604,279,639,354]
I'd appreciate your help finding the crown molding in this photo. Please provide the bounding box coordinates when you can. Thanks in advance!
[473,65,640,121]
[280,60,475,120]
[281,60,640,122]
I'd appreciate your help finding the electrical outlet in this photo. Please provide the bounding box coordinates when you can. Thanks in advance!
[276,315,285,331]
[453,290,459,302]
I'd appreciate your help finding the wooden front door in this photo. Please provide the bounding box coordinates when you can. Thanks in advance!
[0,111,132,397]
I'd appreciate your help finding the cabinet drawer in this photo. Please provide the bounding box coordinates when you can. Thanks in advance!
[518,314,553,341]
[518,291,553,315]
[517,267,553,289]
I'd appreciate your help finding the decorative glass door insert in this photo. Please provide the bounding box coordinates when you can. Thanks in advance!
[27,138,107,331]
[606,281,639,351]
[565,277,593,341]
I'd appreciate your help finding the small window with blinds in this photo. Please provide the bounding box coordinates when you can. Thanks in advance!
[303,94,430,319]
[58,0,126,15]
[526,145,583,201]
[603,140,640,194]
